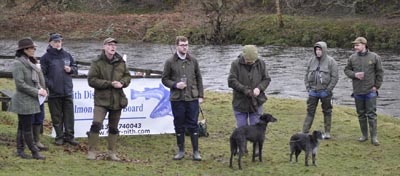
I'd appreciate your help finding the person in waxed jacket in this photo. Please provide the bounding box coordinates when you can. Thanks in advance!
[302,41,338,139]
[344,37,384,146]
[228,45,271,128]
[86,37,131,161]
[228,45,271,156]
[162,36,204,161]
[40,33,79,146]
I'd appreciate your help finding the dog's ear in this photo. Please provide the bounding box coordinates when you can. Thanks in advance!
[266,114,277,122]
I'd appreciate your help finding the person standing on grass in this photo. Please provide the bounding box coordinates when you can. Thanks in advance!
[344,37,384,146]
[40,33,79,146]
[162,36,204,161]
[302,41,339,139]
[9,38,46,160]
[227,45,271,155]
[86,37,131,161]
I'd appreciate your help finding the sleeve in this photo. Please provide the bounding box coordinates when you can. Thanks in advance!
[257,61,271,92]
[195,59,204,98]
[161,59,176,89]
[227,61,247,94]
[69,53,78,75]
[344,57,356,79]
[120,62,131,88]
[374,55,384,89]
[327,58,339,92]
[304,59,311,91]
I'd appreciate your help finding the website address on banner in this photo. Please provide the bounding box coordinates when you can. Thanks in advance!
[99,129,151,135]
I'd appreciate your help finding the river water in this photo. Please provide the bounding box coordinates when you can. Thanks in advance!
[0,40,399,118]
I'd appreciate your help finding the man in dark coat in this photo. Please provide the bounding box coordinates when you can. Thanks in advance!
[40,33,79,146]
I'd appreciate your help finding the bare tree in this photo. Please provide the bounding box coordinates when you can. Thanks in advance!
[275,0,284,28]
[200,0,241,44]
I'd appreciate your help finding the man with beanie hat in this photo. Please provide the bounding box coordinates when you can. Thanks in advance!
[228,45,271,155]
[302,41,339,139]
[40,33,79,146]
[344,37,384,146]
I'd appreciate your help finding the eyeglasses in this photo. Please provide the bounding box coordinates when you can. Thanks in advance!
[178,44,188,47]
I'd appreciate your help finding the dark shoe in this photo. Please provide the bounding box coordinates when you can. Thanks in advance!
[16,151,32,159]
[193,151,202,161]
[65,139,79,146]
[32,152,46,160]
[55,139,64,146]
[173,151,184,160]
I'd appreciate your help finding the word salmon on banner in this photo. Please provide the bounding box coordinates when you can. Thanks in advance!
[51,78,174,138]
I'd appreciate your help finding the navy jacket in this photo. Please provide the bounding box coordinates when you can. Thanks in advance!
[40,46,77,97]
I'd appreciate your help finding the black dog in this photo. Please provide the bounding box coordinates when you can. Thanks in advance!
[229,113,277,170]
[289,130,324,166]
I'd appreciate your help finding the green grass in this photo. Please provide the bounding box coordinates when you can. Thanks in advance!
[1,79,400,175]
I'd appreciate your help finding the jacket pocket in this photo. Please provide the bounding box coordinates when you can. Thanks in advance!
[191,84,199,98]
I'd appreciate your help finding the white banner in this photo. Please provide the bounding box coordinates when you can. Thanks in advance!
[51,78,174,138]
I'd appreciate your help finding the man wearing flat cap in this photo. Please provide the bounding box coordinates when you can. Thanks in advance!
[87,37,131,161]
[344,37,384,146]
[40,33,79,146]
[228,45,271,127]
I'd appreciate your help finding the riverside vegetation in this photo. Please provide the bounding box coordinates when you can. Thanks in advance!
[1,78,400,175]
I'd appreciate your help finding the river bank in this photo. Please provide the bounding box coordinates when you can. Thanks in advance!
[0,6,399,50]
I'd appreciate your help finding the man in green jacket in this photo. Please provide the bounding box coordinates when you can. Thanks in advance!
[86,37,131,160]
[344,37,384,146]
[302,41,339,139]
[162,36,204,161]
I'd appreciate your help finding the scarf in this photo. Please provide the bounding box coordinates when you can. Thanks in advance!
[16,56,46,89]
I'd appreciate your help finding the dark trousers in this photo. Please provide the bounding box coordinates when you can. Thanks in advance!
[32,104,45,125]
[48,95,75,140]
[17,114,37,153]
[355,95,377,120]
[171,100,199,134]
[303,94,333,133]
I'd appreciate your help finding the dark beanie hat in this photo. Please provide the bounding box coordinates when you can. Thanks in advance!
[49,33,63,42]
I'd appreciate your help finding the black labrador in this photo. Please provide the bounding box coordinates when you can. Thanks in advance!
[289,130,324,166]
[229,113,277,170]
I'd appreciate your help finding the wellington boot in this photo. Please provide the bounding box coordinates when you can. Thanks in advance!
[302,114,315,134]
[190,132,201,161]
[369,119,380,146]
[324,114,332,139]
[193,151,202,161]
[357,119,368,142]
[107,134,121,161]
[87,132,99,160]
[173,133,185,160]
[33,125,48,151]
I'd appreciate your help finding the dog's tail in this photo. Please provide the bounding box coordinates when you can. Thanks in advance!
[230,137,238,156]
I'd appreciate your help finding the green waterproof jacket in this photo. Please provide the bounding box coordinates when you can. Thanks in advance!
[305,41,339,93]
[228,55,271,113]
[162,53,204,101]
[88,51,131,110]
[344,51,384,94]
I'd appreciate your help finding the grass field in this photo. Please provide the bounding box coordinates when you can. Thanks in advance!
[1,78,399,176]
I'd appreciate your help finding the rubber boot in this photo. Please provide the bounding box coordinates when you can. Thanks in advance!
[173,133,185,160]
[16,128,31,159]
[302,114,314,133]
[33,124,48,151]
[23,130,45,160]
[357,118,368,142]
[369,119,380,146]
[86,132,99,160]
[324,114,332,139]
[190,132,201,161]
[107,134,121,161]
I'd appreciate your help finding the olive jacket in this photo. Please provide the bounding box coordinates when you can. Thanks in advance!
[161,52,204,101]
[344,50,384,94]
[228,55,271,112]
[88,51,131,110]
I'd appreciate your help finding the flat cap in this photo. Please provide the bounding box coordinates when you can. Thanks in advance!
[103,37,118,45]
[352,37,367,44]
